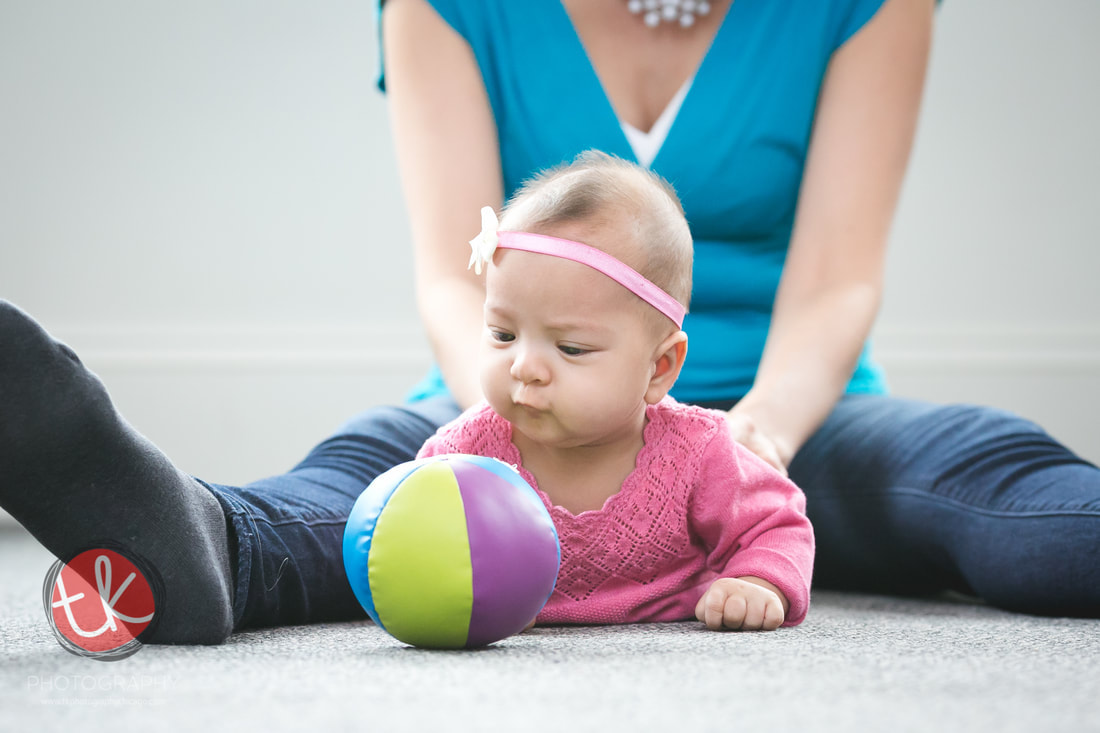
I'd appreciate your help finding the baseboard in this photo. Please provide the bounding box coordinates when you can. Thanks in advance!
[874,324,1100,371]
[14,321,1100,484]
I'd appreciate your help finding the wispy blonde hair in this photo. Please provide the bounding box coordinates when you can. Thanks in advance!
[498,151,693,316]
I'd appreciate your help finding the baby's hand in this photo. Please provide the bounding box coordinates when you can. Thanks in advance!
[695,577,787,631]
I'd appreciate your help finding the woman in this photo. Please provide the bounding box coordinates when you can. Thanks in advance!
[379,0,1098,614]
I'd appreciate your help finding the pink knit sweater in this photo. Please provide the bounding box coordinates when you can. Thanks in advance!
[418,398,815,626]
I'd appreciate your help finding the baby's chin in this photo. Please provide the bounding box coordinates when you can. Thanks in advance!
[506,411,583,449]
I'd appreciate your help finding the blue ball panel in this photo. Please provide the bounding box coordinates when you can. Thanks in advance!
[342,457,436,626]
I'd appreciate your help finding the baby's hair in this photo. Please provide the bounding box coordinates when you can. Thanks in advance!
[498,151,693,320]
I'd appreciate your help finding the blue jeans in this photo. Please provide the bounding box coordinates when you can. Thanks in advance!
[204,394,1099,630]
[202,397,463,631]
[792,395,1098,616]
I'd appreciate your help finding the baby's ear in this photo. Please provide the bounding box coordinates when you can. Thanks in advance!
[645,330,688,404]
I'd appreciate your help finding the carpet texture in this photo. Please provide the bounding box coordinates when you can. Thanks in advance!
[2,526,1097,732]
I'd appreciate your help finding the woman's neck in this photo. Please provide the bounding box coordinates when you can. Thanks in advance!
[560,0,732,132]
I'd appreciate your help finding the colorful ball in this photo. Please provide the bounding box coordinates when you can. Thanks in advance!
[343,454,561,649]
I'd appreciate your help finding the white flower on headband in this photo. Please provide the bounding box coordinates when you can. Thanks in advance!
[467,206,499,275]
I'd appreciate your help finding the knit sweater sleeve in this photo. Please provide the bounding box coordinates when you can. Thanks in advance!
[688,427,815,626]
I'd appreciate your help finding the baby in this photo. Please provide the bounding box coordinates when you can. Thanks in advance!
[419,152,814,630]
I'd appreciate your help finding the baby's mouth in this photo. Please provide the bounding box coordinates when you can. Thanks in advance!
[512,394,548,414]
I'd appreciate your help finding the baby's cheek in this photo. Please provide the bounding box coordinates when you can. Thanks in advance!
[571,379,620,418]
[486,360,522,412]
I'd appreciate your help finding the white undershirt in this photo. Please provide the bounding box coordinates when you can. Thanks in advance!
[619,76,694,168]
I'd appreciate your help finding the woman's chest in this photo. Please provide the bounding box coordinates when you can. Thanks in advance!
[488,4,831,236]
[560,0,731,132]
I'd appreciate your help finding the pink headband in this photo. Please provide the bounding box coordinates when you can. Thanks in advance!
[468,206,686,329]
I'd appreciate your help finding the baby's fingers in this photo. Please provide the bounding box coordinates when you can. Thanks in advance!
[761,599,785,631]
[721,594,748,630]
[696,586,733,630]
[740,598,767,630]
[739,597,784,631]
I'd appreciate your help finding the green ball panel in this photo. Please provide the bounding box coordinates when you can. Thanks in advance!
[368,461,473,648]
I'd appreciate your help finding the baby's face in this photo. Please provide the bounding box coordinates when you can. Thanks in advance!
[480,227,662,450]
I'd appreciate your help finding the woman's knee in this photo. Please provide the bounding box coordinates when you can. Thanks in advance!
[958,512,1100,617]
[796,395,1100,610]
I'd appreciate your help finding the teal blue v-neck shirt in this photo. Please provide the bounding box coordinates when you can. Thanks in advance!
[379,0,890,403]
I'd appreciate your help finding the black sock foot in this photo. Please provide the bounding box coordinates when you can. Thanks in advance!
[0,301,233,644]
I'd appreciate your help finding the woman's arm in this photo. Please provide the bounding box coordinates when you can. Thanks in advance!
[382,0,502,408]
[728,0,936,471]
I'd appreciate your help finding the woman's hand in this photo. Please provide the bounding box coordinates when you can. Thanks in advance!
[695,577,788,631]
[724,407,791,476]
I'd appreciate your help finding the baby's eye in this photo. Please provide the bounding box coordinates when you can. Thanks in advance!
[558,345,589,357]
[490,330,515,343]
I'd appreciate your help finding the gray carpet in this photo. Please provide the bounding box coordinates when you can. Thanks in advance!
[2,525,1097,732]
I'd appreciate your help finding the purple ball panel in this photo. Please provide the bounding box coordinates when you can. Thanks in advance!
[460,455,555,526]
[451,460,560,647]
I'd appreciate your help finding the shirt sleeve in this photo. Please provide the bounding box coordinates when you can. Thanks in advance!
[834,0,889,49]
[834,0,943,50]
[688,429,816,626]
[375,0,477,92]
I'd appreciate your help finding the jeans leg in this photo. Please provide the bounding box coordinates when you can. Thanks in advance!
[789,394,1100,617]
[201,397,461,631]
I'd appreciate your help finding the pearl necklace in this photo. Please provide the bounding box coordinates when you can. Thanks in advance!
[627,0,712,28]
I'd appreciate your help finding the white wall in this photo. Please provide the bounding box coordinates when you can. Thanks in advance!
[879,0,1100,462]
[1,0,1097,490]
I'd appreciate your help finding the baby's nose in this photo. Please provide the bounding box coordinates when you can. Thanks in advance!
[510,345,550,385]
